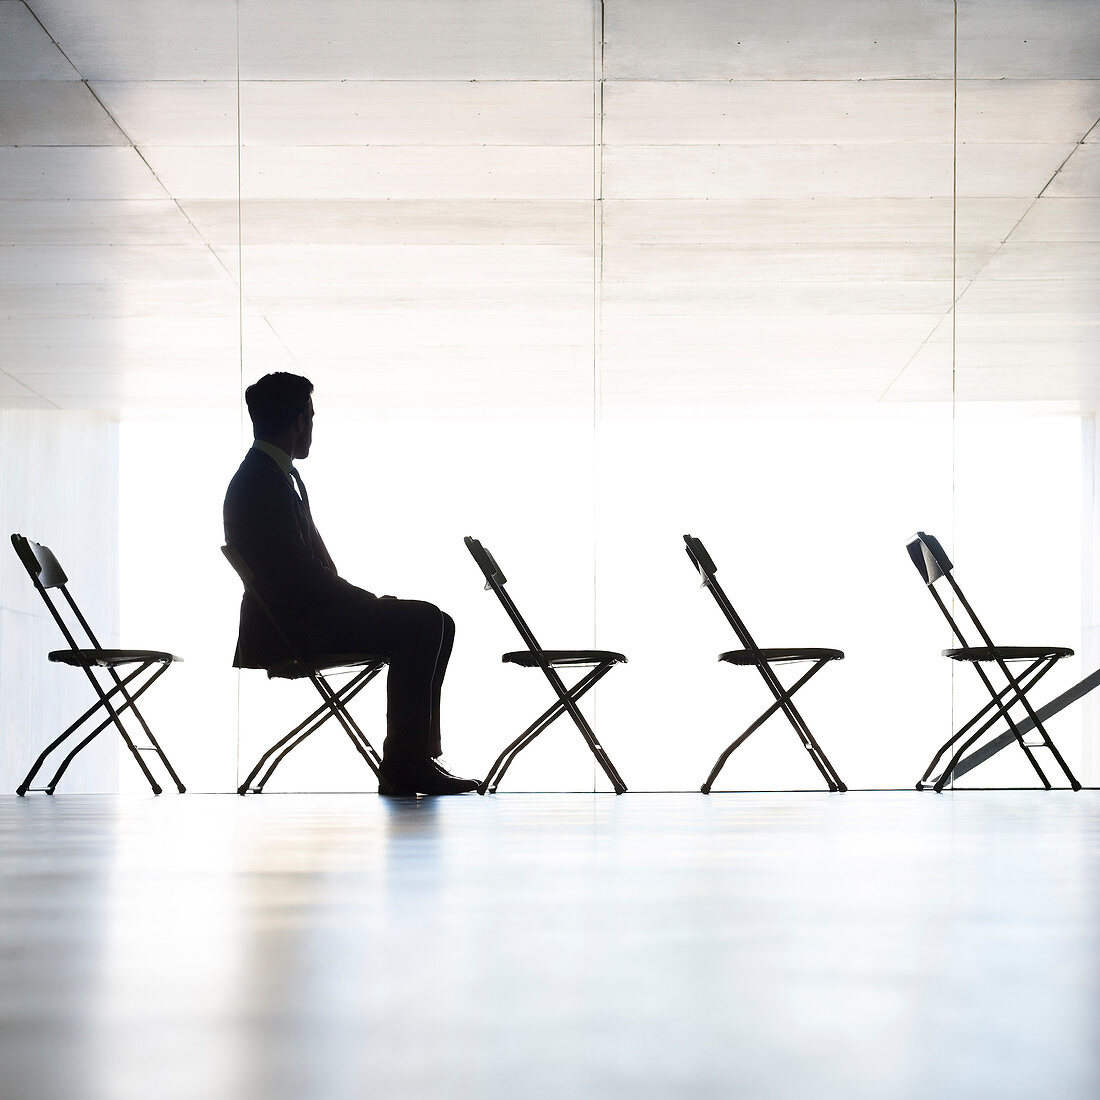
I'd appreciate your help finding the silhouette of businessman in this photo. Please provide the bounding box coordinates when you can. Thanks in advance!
[224,372,477,795]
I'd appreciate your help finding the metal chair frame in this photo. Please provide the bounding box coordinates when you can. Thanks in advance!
[221,546,389,795]
[464,537,628,794]
[907,531,1082,792]
[684,534,847,793]
[11,533,185,796]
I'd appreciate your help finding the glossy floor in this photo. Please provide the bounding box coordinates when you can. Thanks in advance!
[1,792,1098,1099]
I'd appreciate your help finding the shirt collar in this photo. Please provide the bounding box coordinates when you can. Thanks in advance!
[252,440,295,485]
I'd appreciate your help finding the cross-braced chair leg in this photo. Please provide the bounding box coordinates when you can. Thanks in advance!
[702,657,846,793]
[17,659,181,796]
[480,661,623,794]
[238,663,384,794]
[918,655,1080,792]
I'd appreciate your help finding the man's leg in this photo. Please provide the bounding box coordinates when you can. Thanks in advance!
[373,599,451,762]
[428,612,455,759]
[298,598,470,789]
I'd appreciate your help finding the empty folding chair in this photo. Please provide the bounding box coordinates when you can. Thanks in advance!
[907,531,1081,792]
[222,545,390,794]
[11,533,185,796]
[464,536,628,794]
[683,534,847,793]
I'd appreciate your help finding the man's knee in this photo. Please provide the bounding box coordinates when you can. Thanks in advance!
[391,600,449,654]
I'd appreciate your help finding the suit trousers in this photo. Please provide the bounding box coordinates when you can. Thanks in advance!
[299,596,454,761]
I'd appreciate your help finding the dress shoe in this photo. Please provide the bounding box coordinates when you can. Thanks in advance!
[378,758,479,796]
[431,757,471,782]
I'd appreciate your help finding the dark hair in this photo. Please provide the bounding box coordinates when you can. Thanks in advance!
[245,373,314,436]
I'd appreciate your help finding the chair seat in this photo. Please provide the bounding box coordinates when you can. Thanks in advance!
[943,645,1073,662]
[267,654,386,680]
[503,649,627,668]
[49,648,179,668]
[719,647,844,666]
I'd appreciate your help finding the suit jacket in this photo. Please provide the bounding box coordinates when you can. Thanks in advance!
[223,448,367,667]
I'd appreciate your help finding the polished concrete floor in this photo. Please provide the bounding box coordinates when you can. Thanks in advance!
[1,792,1097,1100]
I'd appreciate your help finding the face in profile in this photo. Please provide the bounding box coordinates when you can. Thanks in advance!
[295,397,315,459]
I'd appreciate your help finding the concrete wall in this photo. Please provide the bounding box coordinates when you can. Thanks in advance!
[0,410,119,793]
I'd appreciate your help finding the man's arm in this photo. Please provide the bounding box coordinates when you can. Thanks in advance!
[224,461,368,611]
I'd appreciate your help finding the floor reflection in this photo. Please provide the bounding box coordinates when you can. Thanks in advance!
[0,792,1097,1099]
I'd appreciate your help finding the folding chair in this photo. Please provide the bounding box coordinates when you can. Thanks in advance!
[907,531,1082,792]
[683,534,847,793]
[464,537,628,794]
[11,533,185,796]
[221,545,391,795]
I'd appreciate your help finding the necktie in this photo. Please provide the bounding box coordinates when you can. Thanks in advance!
[291,468,335,570]
[290,467,310,514]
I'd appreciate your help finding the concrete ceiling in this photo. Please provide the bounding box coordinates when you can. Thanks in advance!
[0,0,1097,416]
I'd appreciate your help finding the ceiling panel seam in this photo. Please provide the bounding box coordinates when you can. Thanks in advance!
[22,0,305,378]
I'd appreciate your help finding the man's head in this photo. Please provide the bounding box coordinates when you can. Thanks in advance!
[245,372,314,459]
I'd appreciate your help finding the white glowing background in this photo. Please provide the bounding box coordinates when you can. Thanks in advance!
[120,409,1082,791]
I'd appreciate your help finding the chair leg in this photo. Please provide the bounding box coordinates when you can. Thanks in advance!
[253,671,383,792]
[481,665,610,792]
[766,667,846,792]
[917,675,1023,787]
[74,664,162,795]
[990,657,1083,790]
[255,668,383,791]
[702,716,772,794]
[931,705,1050,793]
[16,665,149,795]
[481,698,565,795]
[918,659,1046,788]
[307,667,384,777]
[539,663,627,793]
[239,707,322,794]
[45,668,172,793]
[968,660,1061,790]
[988,655,1081,789]
[930,664,1060,792]
[18,708,105,796]
[702,661,840,793]
[921,658,1068,791]
[239,665,383,794]
[22,666,163,796]
[1036,728,1083,791]
[105,662,183,792]
[483,664,621,794]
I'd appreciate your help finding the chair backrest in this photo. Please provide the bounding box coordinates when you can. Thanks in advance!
[464,536,544,655]
[464,535,507,589]
[683,533,717,581]
[682,533,764,655]
[11,532,68,589]
[905,531,994,650]
[10,532,101,653]
[221,544,256,590]
[906,531,953,586]
[220,544,301,662]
